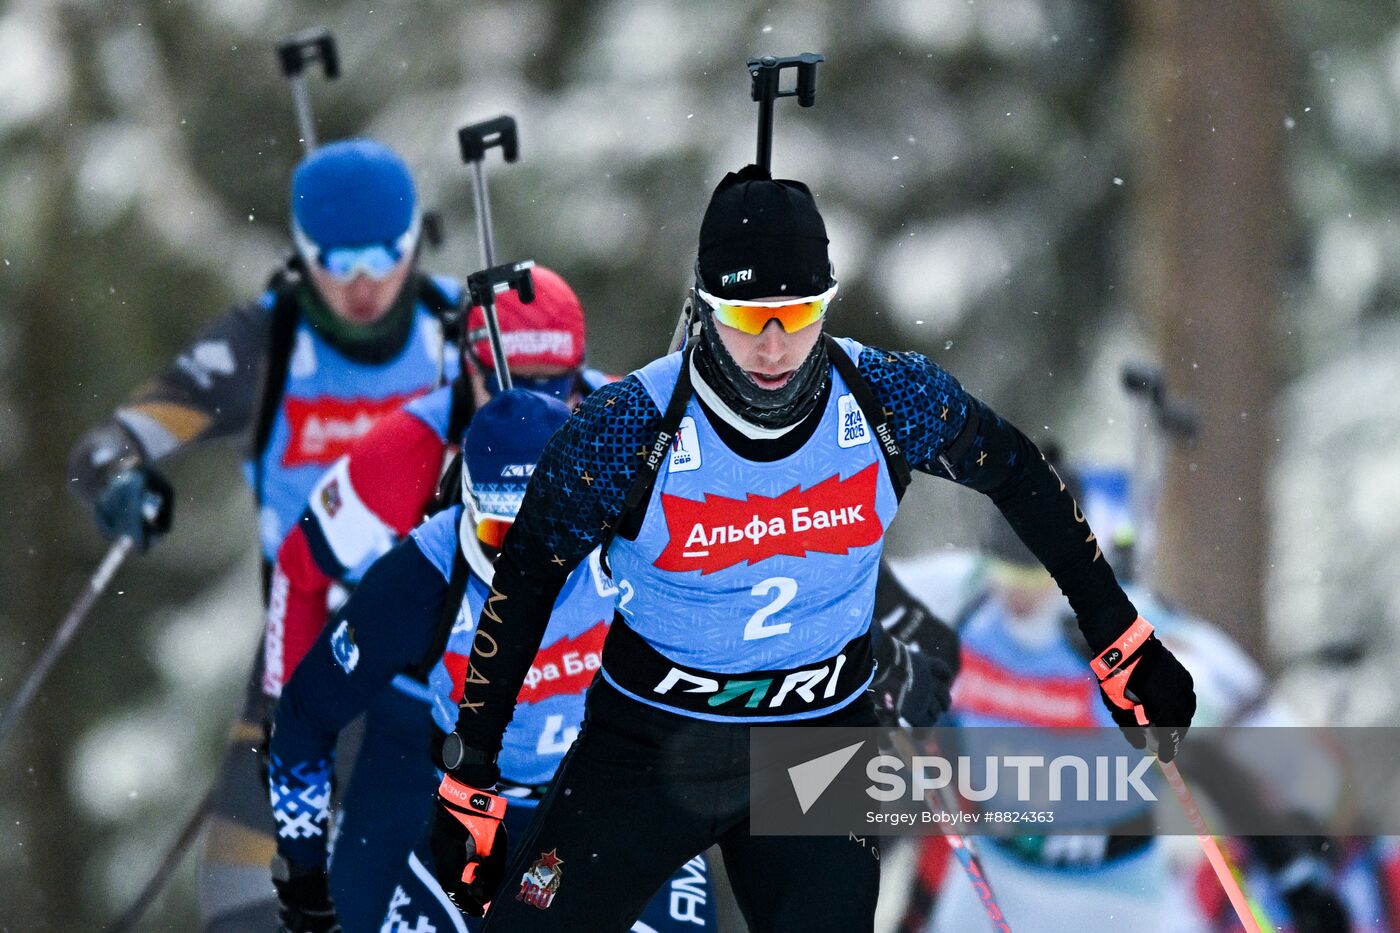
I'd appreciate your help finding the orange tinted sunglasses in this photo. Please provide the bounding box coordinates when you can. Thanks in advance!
[696,284,837,335]
[475,516,513,550]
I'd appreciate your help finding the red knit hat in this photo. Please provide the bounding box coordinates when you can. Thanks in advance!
[465,265,585,373]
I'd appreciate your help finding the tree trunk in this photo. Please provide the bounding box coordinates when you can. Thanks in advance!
[1128,1,1288,659]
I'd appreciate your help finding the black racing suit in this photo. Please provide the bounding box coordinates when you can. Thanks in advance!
[452,341,1139,931]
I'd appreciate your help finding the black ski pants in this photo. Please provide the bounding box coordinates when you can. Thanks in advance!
[479,679,881,932]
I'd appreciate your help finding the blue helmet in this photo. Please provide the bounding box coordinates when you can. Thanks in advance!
[290,138,418,250]
[462,389,572,522]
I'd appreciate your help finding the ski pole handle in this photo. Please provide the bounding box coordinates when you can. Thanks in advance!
[276,28,338,152]
[458,116,519,272]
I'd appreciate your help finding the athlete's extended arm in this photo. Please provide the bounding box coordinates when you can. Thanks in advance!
[67,301,270,503]
[268,536,445,868]
[448,377,660,763]
[863,347,1195,758]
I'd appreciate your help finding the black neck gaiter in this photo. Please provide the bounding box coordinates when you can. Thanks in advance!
[691,308,829,430]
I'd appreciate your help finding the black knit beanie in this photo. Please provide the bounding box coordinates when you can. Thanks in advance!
[696,165,834,300]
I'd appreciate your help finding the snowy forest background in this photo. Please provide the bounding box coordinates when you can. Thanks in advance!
[3,0,1400,928]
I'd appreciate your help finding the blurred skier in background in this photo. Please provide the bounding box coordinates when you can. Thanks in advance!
[262,266,606,705]
[891,459,1359,933]
[262,266,613,926]
[65,138,462,931]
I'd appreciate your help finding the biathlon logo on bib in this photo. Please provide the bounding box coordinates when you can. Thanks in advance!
[836,394,870,449]
[656,463,883,574]
[670,416,701,473]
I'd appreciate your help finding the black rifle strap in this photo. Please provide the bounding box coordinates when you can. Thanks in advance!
[416,509,472,681]
[415,272,457,319]
[433,449,465,516]
[824,335,911,500]
[445,374,477,446]
[250,276,304,503]
[600,346,695,572]
[425,373,478,516]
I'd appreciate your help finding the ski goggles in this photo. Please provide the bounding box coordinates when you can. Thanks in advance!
[293,217,419,282]
[695,283,837,335]
[461,462,526,551]
[475,515,513,550]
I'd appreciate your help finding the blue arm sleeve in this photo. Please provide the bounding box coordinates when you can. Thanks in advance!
[268,536,447,866]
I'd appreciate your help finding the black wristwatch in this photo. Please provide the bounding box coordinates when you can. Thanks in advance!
[440,731,498,775]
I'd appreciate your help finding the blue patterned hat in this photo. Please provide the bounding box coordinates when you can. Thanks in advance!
[463,389,572,520]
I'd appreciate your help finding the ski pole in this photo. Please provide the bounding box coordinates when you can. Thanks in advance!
[102,784,217,933]
[276,27,339,153]
[889,731,1012,932]
[1134,706,1267,933]
[458,117,521,389]
[940,830,1013,933]
[0,537,134,750]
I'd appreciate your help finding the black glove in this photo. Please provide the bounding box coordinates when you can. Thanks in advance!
[430,771,509,917]
[94,467,173,551]
[270,857,341,933]
[872,634,954,727]
[1091,617,1195,762]
[874,560,961,675]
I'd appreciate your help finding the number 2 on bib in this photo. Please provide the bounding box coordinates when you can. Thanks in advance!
[743,577,798,641]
